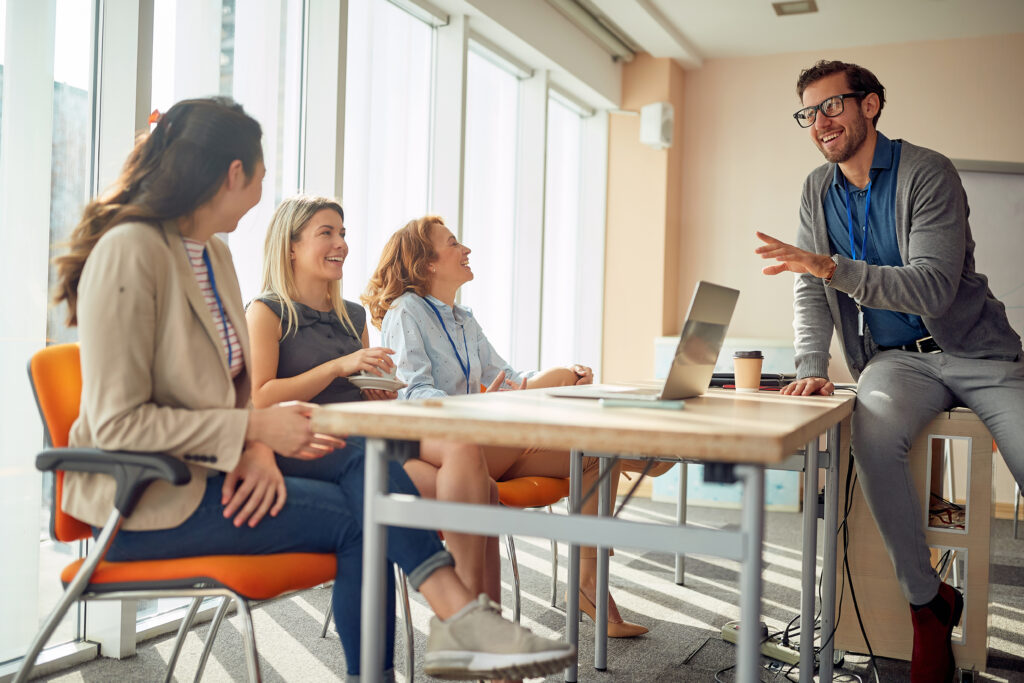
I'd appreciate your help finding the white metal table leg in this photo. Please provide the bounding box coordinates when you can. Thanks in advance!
[735,465,765,683]
[361,438,389,682]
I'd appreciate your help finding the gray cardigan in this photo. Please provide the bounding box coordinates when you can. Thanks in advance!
[792,139,1022,381]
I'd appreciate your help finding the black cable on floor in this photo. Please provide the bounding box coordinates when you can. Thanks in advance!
[842,452,881,683]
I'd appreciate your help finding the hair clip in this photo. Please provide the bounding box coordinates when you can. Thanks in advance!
[148,109,162,126]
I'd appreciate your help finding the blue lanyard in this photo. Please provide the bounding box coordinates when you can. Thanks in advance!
[201,248,232,369]
[422,297,471,394]
[844,177,872,261]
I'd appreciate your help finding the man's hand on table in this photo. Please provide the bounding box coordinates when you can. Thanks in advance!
[781,377,835,396]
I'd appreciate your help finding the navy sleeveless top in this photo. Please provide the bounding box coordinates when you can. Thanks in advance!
[255,296,366,405]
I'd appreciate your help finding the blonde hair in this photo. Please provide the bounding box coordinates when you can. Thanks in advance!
[362,215,446,330]
[259,195,358,339]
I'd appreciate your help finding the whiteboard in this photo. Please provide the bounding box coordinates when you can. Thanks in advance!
[958,170,1024,338]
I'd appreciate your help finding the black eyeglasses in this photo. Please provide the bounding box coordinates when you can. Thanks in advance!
[792,91,865,128]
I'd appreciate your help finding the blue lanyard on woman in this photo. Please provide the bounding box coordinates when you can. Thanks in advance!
[201,248,232,369]
[844,177,872,261]
[422,296,471,394]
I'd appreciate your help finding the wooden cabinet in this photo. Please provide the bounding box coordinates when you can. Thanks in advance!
[834,408,992,672]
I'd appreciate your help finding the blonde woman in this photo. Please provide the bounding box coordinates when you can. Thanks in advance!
[364,216,670,638]
[248,197,571,679]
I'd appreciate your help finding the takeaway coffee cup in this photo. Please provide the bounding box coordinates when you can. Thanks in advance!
[732,351,764,393]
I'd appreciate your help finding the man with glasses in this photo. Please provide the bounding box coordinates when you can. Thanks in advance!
[755,59,1024,683]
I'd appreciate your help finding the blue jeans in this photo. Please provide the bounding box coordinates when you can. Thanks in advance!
[104,437,452,675]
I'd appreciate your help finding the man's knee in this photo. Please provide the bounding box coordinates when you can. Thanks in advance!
[852,390,918,456]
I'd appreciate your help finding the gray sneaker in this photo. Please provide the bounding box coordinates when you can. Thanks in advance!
[424,594,576,680]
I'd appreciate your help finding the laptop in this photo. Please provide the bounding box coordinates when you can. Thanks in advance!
[549,281,739,402]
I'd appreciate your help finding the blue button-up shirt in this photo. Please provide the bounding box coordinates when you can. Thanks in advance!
[824,132,928,346]
[381,292,532,399]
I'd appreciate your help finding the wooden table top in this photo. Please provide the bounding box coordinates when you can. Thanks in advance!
[311,386,855,465]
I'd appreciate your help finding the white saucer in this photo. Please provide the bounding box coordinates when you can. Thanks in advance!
[349,374,406,392]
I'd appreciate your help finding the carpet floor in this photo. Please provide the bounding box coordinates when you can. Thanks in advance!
[38,498,1024,682]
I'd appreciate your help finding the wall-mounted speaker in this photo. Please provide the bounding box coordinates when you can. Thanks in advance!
[640,101,673,150]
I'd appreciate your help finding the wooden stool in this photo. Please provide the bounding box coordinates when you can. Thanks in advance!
[835,408,993,672]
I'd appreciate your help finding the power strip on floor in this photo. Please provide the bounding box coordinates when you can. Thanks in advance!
[720,622,801,667]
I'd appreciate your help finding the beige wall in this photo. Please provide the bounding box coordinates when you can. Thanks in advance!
[674,34,1024,382]
[603,54,686,382]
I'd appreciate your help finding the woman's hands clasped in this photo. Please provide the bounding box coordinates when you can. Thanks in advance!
[247,400,346,459]
[568,364,593,385]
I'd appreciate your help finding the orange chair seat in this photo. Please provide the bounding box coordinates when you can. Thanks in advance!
[497,476,570,508]
[61,552,336,601]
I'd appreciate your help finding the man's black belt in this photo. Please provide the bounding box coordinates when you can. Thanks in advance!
[878,335,942,354]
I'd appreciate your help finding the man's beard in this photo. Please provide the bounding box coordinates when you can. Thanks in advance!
[819,114,868,164]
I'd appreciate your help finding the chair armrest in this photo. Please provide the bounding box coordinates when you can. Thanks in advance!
[36,448,192,518]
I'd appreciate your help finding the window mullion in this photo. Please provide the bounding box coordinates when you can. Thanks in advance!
[302,0,347,198]
[428,13,467,240]
[509,69,548,370]
[576,110,608,379]
[0,0,56,662]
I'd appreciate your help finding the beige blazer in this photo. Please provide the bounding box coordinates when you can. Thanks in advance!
[65,220,252,530]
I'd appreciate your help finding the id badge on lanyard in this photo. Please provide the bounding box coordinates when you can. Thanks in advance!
[845,178,872,337]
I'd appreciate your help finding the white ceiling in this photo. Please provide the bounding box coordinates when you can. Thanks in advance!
[587,0,1024,68]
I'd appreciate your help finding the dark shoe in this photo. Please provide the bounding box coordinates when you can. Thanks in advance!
[909,582,964,683]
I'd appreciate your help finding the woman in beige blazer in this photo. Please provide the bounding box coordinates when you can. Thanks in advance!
[53,97,573,682]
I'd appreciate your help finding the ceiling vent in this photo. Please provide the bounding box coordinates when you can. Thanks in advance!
[772,0,818,16]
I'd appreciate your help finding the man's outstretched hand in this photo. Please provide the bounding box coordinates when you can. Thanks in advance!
[755,231,835,279]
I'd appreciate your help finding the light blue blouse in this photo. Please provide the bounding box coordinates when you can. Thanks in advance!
[382,292,532,399]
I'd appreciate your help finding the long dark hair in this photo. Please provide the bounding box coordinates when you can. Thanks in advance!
[55,97,263,325]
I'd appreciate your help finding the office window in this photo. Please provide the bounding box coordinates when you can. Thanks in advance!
[540,96,584,367]
[0,0,5,160]
[150,0,224,113]
[341,0,432,321]
[36,0,95,651]
[150,0,302,305]
[224,0,304,303]
[48,0,92,345]
[460,47,519,362]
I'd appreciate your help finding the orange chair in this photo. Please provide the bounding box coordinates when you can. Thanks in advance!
[15,344,337,683]
[496,476,570,622]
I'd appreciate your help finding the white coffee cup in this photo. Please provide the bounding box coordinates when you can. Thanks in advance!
[359,363,397,380]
